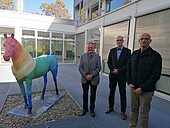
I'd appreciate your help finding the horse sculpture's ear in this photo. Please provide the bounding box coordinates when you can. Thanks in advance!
[11,33,14,38]
[4,33,7,39]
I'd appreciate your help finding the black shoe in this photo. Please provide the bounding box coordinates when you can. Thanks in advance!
[90,110,96,117]
[79,109,88,116]
[105,108,113,114]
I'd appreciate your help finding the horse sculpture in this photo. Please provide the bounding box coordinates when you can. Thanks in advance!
[3,33,59,115]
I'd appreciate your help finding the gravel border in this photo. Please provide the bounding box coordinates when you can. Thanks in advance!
[0,90,81,128]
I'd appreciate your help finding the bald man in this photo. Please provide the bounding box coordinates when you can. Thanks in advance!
[105,36,131,120]
[127,33,162,128]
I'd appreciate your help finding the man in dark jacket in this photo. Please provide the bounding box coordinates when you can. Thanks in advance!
[127,33,162,128]
[105,36,131,120]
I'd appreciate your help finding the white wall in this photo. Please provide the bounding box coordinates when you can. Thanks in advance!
[0,10,76,33]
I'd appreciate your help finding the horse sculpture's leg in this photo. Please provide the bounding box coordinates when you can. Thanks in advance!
[41,73,47,100]
[25,79,32,115]
[18,80,28,108]
[51,70,59,95]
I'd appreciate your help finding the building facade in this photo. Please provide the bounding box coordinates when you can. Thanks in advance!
[74,0,170,95]
[0,0,170,95]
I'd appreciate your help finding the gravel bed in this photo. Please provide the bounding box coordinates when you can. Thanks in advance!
[0,90,82,128]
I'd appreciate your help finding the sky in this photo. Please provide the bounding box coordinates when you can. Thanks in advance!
[23,0,73,18]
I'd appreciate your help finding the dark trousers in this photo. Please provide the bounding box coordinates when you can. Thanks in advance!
[82,81,97,111]
[108,75,127,112]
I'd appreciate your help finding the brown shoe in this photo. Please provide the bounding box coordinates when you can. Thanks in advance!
[121,112,127,120]
[105,108,113,114]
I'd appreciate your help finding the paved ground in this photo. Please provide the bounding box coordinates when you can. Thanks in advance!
[0,64,170,128]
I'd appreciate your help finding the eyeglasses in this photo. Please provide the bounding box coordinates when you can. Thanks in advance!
[116,40,123,41]
[140,38,150,40]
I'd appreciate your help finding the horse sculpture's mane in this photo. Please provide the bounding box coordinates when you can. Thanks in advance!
[11,39,36,80]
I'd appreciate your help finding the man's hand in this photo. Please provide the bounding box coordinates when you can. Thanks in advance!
[86,74,92,81]
[129,84,135,92]
[134,87,142,96]
[112,68,119,75]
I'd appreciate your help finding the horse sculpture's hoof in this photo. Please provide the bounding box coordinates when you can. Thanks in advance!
[56,92,59,95]
[41,96,44,100]
[28,107,32,115]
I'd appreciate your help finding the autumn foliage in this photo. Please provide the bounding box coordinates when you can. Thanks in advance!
[0,0,15,10]
[40,0,71,19]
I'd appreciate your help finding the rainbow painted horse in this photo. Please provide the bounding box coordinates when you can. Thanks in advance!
[3,33,59,114]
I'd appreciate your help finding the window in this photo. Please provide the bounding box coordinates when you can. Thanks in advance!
[87,28,100,54]
[22,38,36,58]
[38,31,49,38]
[52,32,63,40]
[76,32,85,64]
[22,30,35,36]
[37,39,50,56]
[134,9,170,75]
[103,21,129,73]
[90,2,102,20]
[51,40,63,63]
[106,0,129,13]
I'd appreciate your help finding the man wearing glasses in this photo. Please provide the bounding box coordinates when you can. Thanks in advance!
[127,33,162,128]
[105,36,131,120]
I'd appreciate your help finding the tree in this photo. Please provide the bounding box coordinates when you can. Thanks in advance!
[40,0,71,19]
[0,0,15,10]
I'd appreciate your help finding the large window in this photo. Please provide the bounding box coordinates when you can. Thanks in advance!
[134,9,170,76]
[79,1,85,23]
[64,41,75,63]
[0,28,76,64]
[103,21,129,73]
[90,3,102,20]
[22,30,35,37]
[64,34,75,63]
[88,28,100,54]
[135,9,170,94]
[76,32,85,64]
[22,38,36,58]
[106,0,129,13]
[75,1,85,23]
[37,31,50,56]
[37,39,50,56]
[51,40,63,63]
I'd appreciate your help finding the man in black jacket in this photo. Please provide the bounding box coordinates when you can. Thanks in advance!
[105,36,131,120]
[127,33,162,128]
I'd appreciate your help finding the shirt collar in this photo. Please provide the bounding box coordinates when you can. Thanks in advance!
[117,47,123,50]
[88,53,94,56]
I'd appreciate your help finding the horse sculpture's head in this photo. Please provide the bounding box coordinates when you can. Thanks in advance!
[3,33,17,61]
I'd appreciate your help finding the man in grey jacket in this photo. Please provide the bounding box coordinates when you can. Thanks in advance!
[79,42,101,117]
